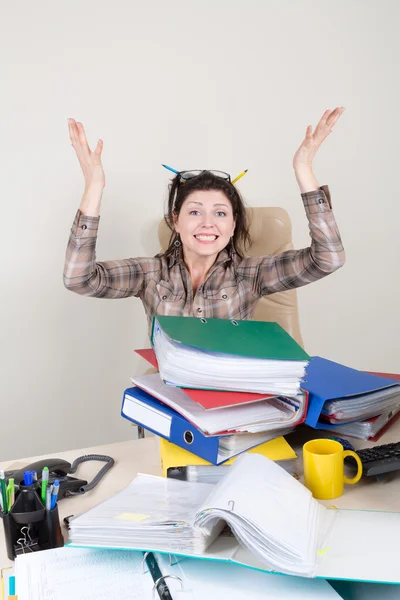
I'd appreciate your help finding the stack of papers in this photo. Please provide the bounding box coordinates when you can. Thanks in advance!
[69,474,220,554]
[303,357,400,439]
[152,316,309,396]
[328,405,400,440]
[131,373,304,435]
[13,546,344,600]
[69,454,334,578]
[322,386,400,424]
[125,316,309,464]
[68,453,400,584]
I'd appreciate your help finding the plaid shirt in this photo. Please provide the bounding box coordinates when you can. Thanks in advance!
[64,186,345,333]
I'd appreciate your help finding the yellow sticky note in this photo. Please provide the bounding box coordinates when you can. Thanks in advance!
[115,513,150,521]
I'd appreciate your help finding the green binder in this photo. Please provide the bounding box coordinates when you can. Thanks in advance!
[151,316,309,362]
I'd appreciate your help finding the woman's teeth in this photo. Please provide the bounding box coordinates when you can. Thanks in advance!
[195,235,217,241]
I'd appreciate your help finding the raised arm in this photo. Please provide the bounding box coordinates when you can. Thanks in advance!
[63,119,146,298]
[245,108,346,295]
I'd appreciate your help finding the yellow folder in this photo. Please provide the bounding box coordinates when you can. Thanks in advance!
[159,436,297,477]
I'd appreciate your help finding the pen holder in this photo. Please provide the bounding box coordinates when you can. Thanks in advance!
[1,484,64,560]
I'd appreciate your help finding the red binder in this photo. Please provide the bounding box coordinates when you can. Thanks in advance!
[134,348,308,422]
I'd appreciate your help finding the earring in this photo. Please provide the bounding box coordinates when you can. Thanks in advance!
[174,234,181,248]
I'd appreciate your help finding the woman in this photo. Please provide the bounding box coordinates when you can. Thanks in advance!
[64,108,345,334]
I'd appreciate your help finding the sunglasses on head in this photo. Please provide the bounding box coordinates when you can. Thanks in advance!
[162,165,248,186]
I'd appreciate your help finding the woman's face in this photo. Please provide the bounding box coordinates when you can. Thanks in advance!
[174,190,236,260]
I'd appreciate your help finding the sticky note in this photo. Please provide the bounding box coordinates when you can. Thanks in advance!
[115,513,150,521]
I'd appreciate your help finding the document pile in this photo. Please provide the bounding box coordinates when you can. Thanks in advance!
[11,546,343,600]
[304,357,400,440]
[68,453,400,585]
[122,316,309,464]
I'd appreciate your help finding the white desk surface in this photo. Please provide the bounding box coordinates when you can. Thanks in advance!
[0,436,161,567]
[2,423,400,599]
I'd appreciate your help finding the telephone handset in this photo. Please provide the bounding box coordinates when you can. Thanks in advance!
[6,454,115,500]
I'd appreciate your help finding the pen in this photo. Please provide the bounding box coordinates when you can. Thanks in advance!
[9,575,16,596]
[0,472,7,515]
[50,480,60,510]
[46,486,52,511]
[41,467,49,504]
[231,169,248,185]
[23,470,33,486]
[32,470,37,482]
[161,164,180,175]
[6,478,15,512]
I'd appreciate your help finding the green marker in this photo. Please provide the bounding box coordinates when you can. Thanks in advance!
[0,471,8,515]
[6,478,15,512]
[41,467,49,504]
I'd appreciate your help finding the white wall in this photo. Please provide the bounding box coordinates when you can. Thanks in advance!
[1,0,399,461]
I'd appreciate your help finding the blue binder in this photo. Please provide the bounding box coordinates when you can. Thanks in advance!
[121,387,270,465]
[303,356,400,429]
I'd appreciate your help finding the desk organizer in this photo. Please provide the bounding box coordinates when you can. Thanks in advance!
[1,484,64,560]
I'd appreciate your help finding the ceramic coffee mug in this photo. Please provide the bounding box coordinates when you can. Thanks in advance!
[303,438,363,500]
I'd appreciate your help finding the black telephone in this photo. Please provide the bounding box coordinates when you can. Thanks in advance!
[6,454,115,500]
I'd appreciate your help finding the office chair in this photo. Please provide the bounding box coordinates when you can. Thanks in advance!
[137,206,304,439]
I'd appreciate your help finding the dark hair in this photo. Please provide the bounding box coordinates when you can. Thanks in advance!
[163,171,251,259]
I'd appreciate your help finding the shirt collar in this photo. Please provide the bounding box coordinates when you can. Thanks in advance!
[166,246,233,269]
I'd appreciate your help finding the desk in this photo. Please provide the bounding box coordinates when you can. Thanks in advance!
[0,436,161,568]
[2,426,400,599]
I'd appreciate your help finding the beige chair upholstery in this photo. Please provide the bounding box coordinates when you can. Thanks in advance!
[158,207,304,347]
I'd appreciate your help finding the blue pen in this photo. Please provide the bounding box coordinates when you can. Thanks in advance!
[9,575,16,596]
[161,164,180,175]
[24,470,33,486]
[50,480,60,510]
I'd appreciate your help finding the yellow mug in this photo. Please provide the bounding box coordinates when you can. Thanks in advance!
[303,438,363,500]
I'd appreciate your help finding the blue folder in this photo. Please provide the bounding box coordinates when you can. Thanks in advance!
[121,386,270,465]
[302,356,400,429]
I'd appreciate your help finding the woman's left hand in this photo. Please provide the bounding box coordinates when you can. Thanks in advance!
[293,107,345,171]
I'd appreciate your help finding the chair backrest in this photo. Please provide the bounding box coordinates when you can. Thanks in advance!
[158,206,304,347]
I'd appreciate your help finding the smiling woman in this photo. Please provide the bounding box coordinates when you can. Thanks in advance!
[64,110,346,336]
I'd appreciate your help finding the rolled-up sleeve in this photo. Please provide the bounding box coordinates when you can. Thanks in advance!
[248,185,346,296]
[63,210,146,299]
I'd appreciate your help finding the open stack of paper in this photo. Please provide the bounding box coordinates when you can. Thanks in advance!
[68,453,400,585]
[69,454,334,577]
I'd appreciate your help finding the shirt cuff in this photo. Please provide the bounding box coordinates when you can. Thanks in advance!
[301,185,332,214]
[71,209,101,237]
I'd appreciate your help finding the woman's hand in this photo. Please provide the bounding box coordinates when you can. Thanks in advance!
[293,107,345,172]
[67,118,106,190]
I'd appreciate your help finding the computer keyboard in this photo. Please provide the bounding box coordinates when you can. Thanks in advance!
[346,442,400,477]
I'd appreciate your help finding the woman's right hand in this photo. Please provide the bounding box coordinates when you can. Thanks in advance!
[67,118,106,190]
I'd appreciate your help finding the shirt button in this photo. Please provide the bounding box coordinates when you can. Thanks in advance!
[81,224,87,230]
[162,295,167,300]
[318,199,324,204]
[197,308,202,313]
[222,294,227,299]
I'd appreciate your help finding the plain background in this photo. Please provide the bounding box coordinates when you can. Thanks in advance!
[1,0,399,460]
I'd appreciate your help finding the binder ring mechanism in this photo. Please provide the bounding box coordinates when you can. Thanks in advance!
[141,552,176,574]
[152,575,184,599]
[200,318,239,326]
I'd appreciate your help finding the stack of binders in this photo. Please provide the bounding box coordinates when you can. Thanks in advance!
[303,357,400,441]
[121,316,310,469]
